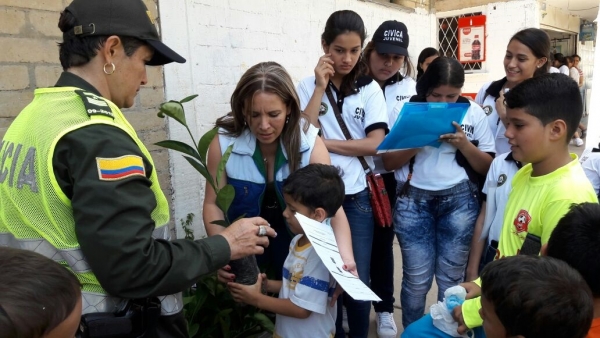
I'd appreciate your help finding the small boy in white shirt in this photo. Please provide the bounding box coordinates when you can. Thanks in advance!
[228,164,344,338]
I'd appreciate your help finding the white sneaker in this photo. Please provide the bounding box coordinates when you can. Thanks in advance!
[376,312,398,338]
[574,138,584,147]
[342,306,349,333]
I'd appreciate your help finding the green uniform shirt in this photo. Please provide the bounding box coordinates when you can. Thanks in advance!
[49,72,231,299]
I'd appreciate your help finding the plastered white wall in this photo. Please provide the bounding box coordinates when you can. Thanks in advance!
[159,0,436,238]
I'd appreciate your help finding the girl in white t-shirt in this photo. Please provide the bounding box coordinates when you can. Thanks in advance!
[362,20,417,337]
[382,56,495,328]
[296,10,388,337]
[475,28,551,154]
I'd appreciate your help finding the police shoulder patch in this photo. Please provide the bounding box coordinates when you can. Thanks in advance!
[75,90,114,119]
[96,155,146,181]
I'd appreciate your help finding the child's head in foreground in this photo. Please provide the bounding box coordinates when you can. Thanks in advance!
[0,247,82,338]
[547,202,600,300]
[503,73,582,163]
[282,164,345,234]
[479,255,592,338]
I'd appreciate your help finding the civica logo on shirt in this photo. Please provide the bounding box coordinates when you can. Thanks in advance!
[383,30,403,43]
[396,95,411,101]
[354,107,365,122]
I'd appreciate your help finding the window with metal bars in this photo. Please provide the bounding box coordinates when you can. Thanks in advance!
[438,12,483,72]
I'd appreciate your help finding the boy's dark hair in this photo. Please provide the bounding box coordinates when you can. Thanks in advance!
[58,9,146,70]
[548,202,600,297]
[504,73,582,142]
[0,247,81,338]
[321,10,368,96]
[481,255,593,338]
[415,56,464,99]
[282,164,345,217]
[573,54,581,60]
[509,28,550,76]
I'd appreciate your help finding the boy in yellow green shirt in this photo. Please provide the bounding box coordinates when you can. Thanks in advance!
[402,73,597,337]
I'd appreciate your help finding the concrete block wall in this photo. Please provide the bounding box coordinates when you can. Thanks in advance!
[0,0,175,229]
[159,0,436,238]
[437,0,540,94]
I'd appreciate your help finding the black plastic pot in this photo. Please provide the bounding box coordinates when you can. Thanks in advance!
[229,255,260,285]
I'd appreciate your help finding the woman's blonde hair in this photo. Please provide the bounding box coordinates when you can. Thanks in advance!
[216,61,306,172]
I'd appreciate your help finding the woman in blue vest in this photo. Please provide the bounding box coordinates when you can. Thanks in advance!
[203,61,355,283]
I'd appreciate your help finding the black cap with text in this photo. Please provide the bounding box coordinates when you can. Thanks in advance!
[64,0,185,65]
[372,20,409,56]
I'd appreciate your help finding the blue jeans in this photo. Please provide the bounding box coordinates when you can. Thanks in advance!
[335,188,374,338]
[401,314,486,338]
[394,181,479,328]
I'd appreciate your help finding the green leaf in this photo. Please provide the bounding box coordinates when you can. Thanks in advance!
[155,140,201,161]
[253,312,274,332]
[210,220,229,227]
[216,185,235,218]
[218,308,233,317]
[231,214,247,224]
[198,127,219,165]
[159,101,187,126]
[183,156,215,188]
[180,94,199,104]
[188,323,199,337]
[182,295,194,306]
[216,143,233,187]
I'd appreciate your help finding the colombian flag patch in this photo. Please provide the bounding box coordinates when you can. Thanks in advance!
[96,155,146,181]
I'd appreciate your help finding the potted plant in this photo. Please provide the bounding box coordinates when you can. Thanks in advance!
[157,95,272,336]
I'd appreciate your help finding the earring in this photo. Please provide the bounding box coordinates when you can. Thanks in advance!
[103,62,115,75]
[285,116,289,124]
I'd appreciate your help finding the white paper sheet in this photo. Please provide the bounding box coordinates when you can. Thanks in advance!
[295,213,381,301]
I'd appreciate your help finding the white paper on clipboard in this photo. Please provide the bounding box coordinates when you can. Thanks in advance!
[295,213,381,301]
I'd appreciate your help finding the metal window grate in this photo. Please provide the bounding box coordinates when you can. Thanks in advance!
[438,13,483,71]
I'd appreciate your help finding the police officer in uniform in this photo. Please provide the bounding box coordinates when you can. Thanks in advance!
[0,0,275,336]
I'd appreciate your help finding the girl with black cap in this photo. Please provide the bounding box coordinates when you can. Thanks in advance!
[361,19,416,338]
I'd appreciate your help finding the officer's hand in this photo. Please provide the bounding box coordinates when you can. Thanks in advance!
[220,217,276,260]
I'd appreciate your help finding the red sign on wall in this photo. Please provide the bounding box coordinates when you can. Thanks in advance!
[458,15,486,63]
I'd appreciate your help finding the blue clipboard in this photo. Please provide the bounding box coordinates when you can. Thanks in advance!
[377,102,470,152]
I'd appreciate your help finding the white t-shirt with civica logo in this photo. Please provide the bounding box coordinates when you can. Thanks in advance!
[481,152,521,245]
[475,81,510,155]
[297,76,388,194]
[390,99,495,191]
[373,76,417,174]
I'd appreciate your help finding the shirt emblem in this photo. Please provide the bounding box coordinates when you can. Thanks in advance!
[483,105,493,116]
[497,174,507,187]
[513,209,531,234]
[319,103,328,116]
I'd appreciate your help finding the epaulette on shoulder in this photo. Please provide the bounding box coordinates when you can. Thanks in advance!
[74,90,115,119]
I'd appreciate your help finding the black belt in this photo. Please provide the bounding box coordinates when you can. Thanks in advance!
[77,298,161,338]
